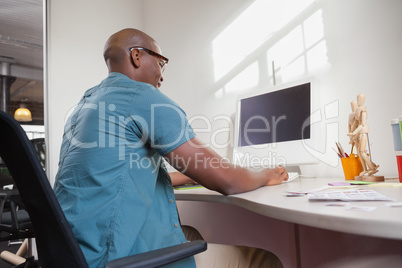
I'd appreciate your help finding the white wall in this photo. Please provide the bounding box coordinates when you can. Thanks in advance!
[46,0,143,183]
[47,0,402,183]
[143,0,402,178]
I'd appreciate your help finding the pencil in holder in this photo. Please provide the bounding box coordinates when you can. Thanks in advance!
[341,154,363,180]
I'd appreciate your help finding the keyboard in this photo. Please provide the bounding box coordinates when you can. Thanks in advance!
[283,172,299,183]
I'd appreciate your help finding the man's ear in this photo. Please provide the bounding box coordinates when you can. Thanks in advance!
[130,48,141,68]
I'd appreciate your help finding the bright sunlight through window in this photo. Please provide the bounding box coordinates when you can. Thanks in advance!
[212,0,315,82]
[268,9,329,83]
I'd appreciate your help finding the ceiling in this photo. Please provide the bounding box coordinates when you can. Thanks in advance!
[0,0,44,119]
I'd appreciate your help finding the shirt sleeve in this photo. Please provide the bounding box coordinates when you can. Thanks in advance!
[131,87,195,156]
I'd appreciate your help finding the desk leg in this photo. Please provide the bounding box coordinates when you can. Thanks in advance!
[177,200,299,268]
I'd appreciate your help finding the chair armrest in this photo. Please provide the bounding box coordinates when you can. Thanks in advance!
[105,240,207,268]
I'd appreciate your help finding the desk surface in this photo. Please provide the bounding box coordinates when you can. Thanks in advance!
[175,177,402,240]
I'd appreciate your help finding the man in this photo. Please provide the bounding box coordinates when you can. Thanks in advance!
[54,28,287,267]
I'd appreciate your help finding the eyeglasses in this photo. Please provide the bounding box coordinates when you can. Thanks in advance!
[129,47,169,72]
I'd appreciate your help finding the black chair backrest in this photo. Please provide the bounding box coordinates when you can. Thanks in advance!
[0,111,88,268]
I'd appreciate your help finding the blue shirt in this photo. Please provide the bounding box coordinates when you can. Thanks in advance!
[54,73,196,268]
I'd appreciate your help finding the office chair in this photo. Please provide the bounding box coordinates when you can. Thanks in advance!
[0,194,33,241]
[0,140,42,244]
[0,138,47,266]
[0,111,207,268]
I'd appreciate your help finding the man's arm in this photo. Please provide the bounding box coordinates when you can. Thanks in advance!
[169,172,197,186]
[164,137,288,195]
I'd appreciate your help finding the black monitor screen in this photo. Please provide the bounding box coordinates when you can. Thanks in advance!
[238,83,311,147]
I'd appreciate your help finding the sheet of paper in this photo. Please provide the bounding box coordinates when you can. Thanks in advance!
[385,202,402,207]
[346,205,377,212]
[307,190,394,202]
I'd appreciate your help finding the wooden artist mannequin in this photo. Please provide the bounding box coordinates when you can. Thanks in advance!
[348,93,383,181]
[348,100,358,149]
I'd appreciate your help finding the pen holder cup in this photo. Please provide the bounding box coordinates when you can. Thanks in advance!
[399,115,402,144]
[341,156,363,180]
[396,152,402,183]
[391,119,402,150]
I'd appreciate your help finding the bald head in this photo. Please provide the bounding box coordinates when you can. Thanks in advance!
[103,28,156,74]
[103,28,166,88]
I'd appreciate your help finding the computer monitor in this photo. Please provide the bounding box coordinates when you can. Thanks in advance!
[233,79,320,170]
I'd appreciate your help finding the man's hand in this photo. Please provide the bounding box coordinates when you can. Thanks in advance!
[263,166,288,186]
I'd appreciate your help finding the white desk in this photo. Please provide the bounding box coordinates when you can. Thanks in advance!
[175,177,402,267]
